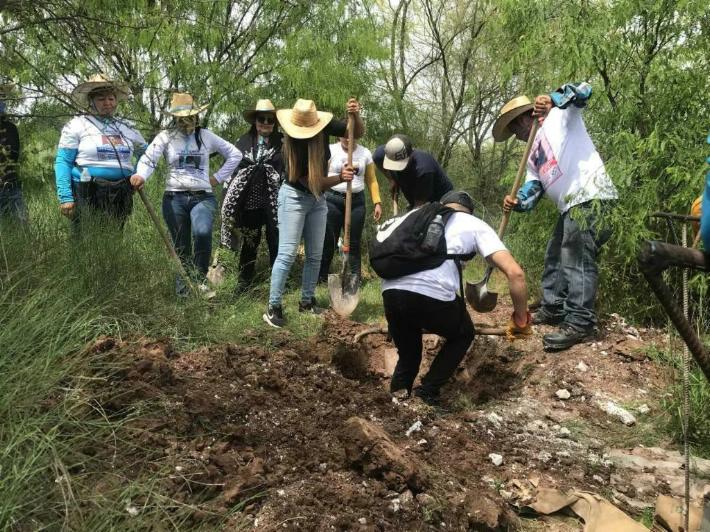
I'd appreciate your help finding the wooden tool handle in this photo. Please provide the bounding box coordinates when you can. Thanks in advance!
[497,119,540,238]
[343,113,355,252]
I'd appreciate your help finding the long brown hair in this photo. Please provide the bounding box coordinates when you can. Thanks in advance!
[283,133,325,197]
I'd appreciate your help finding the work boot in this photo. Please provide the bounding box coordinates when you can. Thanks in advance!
[532,309,563,326]
[298,297,326,315]
[543,324,593,351]
[413,385,441,406]
[263,304,286,328]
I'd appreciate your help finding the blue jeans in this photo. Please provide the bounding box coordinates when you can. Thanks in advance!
[0,183,28,224]
[540,201,614,330]
[162,191,217,289]
[268,184,328,306]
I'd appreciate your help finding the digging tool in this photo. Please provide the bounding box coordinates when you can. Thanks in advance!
[137,188,196,294]
[328,113,360,316]
[466,120,540,312]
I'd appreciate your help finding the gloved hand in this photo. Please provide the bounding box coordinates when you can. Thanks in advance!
[506,311,533,342]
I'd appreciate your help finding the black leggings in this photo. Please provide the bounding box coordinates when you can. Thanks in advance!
[319,190,365,281]
[383,289,475,396]
[238,207,278,284]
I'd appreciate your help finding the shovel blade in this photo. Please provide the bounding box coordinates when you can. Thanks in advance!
[328,273,360,317]
[465,280,499,313]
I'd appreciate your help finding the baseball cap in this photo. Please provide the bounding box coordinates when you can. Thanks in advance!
[441,190,475,214]
[383,134,413,171]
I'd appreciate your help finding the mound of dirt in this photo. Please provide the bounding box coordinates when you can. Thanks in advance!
[71,302,694,530]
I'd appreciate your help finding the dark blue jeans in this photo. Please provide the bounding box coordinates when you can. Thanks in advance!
[162,191,217,290]
[319,190,366,281]
[0,183,28,224]
[540,201,614,331]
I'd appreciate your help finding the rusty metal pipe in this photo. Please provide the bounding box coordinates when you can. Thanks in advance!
[638,240,710,381]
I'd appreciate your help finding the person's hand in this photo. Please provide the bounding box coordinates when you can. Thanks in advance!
[130,174,145,190]
[533,94,552,124]
[209,175,219,187]
[340,164,354,182]
[346,98,360,115]
[373,202,382,221]
[60,202,75,218]
[506,311,533,341]
[503,195,519,213]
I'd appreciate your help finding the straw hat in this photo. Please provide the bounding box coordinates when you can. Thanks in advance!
[276,99,333,139]
[492,96,534,142]
[164,92,209,117]
[72,74,130,107]
[243,99,276,123]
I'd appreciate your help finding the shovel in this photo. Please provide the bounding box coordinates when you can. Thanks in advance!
[466,120,539,312]
[137,188,197,295]
[328,113,360,316]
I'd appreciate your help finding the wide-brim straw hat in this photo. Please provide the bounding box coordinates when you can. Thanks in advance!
[163,92,209,117]
[492,95,534,142]
[276,99,333,139]
[72,74,130,107]
[243,99,276,124]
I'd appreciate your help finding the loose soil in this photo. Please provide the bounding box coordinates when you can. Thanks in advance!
[68,300,705,530]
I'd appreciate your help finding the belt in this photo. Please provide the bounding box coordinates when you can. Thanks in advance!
[329,189,364,197]
[165,190,211,196]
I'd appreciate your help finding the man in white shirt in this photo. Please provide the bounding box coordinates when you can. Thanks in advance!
[382,190,530,405]
[496,83,618,351]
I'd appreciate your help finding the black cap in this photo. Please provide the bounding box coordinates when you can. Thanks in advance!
[440,190,475,214]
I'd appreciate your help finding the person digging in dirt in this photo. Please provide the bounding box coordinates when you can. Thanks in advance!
[497,83,618,351]
[262,98,363,328]
[372,134,453,210]
[379,190,531,405]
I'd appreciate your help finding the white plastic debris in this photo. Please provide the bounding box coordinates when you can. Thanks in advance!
[598,400,636,426]
[406,420,423,437]
[637,404,650,414]
[489,453,504,466]
[555,389,571,400]
[576,361,589,372]
[125,503,140,517]
[417,439,428,446]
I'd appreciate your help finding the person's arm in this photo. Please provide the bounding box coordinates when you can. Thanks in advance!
[54,120,80,207]
[702,167,710,251]
[486,250,528,324]
[208,131,243,184]
[364,162,382,220]
[130,132,167,189]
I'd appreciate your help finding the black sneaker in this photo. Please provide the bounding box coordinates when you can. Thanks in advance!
[532,310,563,326]
[413,385,441,406]
[298,297,326,315]
[263,304,286,328]
[543,324,593,351]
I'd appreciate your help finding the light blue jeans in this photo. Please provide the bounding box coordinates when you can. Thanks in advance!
[268,183,328,306]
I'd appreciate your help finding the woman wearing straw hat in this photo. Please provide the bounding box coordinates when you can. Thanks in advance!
[54,74,147,229]
[218,99,283,290]
[262,98,363,328]
[130,92,242,296]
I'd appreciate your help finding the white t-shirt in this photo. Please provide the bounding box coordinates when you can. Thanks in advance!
[136,129,242,191]
[382,211,507,301]
[328,142,373,194]
[526,106,618,213]
[58,115,146,171]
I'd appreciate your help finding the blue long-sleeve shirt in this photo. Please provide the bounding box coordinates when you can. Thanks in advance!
[702,132,710,251]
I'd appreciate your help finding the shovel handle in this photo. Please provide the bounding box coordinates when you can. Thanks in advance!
[137,188,195,293]
[342,113,355,253]
[497,119,540,238]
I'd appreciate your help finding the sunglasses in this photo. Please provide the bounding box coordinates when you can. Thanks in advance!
[256,115,275,125]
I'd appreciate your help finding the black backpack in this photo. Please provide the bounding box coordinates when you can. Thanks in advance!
[369,202,476,280]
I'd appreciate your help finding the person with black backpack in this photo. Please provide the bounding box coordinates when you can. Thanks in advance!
[371,190,531,405]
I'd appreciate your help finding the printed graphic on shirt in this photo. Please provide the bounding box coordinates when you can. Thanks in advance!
[175,151,203,172]
[97,134,131,162]
[530,133,563,188]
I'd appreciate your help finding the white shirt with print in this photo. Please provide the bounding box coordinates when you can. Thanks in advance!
[136,128,242,191]
[58,115,146,171]
[328,142,373,194]
[382,211,507,302]
[526,106,618,213]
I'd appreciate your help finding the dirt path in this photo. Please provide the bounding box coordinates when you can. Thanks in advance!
[80,301,706,530]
